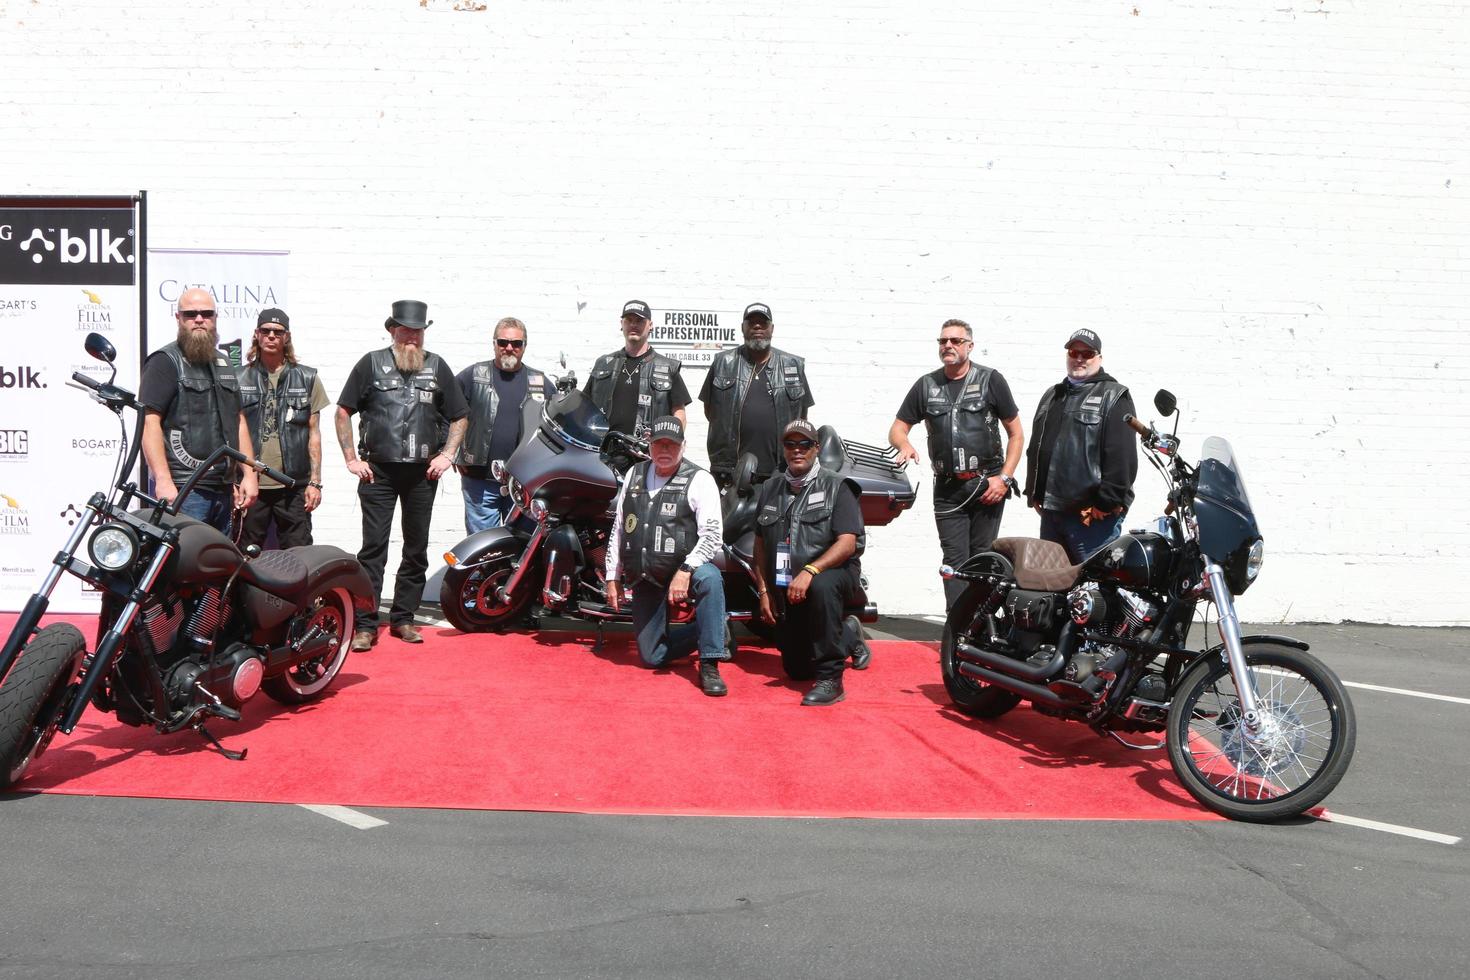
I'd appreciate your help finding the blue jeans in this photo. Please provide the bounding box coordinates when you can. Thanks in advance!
[1039,508,1125,563]
[176,486,234,535]
[630,562,729,666]
[461,473,512,535]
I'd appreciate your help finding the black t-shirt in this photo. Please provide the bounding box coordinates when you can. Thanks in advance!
[699,355,817,479]
[759,475,864,572]
[337,351,467,419]
[603,350,692,436]
[897,365,1018,506]
[139,349,233,488]
[455,365,556,478]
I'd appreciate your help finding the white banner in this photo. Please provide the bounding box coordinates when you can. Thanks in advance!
[147,249,289,368]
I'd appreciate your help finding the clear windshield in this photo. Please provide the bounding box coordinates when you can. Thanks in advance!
[543,390,610,451]
[1196,436,1252,513]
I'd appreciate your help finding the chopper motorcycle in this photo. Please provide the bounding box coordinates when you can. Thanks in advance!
[0,332,374,790]
[939,389,1355,821]
[440,379,915,637]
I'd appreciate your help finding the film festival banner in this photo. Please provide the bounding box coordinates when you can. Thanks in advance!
[146,248,288,367]
[0,195,143,612]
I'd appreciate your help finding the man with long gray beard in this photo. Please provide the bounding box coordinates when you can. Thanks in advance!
[336,300,468,650]
[139,287,259,533]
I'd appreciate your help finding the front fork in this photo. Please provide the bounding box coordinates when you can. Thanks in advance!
[494,522,547,605]
[1204,561,1261,734]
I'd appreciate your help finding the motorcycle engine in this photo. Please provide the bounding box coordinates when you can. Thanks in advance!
[166,642,265,710]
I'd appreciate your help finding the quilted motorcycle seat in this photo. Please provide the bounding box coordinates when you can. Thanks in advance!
[239,547,310,600]
[990,537,1082,592]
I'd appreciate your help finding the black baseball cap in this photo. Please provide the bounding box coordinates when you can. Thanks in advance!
[743,302,773,322]
[622,300,651,321]
[649,415,684,444]
[1065,328,1101,353]
[257,308,290,330]
[782,419,819,443]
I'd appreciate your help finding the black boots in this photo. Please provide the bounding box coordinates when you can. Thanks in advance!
[699,659,728,697]
[801,677,845,706]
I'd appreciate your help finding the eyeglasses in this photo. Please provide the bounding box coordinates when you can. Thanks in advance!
[783,439,817,452]
[178,309,217,320]
[1066,348,1099,360]
[495,338,526,349]
[937,337,970,346]
[257,326,287,337]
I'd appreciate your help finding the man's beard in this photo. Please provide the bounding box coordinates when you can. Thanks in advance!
[393,342,425,373]
[745,338,772,353]
[177,324,219,365]
[496,353,520,371]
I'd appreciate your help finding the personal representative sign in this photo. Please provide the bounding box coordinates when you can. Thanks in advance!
[651,309,738,368]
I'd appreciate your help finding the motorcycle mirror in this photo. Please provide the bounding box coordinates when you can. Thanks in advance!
[559,350,567,370]
[1154,389,1177,416]
[84,332,117,364]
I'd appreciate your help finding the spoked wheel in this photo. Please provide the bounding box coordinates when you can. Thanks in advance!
[0,623,86,789]
[440,546,533,633]
[940,579,1023,720]
[1166,643,1356,822]
[263,588,352,705]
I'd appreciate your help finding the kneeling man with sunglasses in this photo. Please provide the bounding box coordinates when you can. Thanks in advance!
[751,420,867,706]
[454,317,556,533]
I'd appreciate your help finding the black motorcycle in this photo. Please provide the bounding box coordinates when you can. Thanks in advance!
[939,389,1355,821]
[440,379,915,638]
[0,333,374,789]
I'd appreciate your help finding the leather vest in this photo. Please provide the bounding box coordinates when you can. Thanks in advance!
[1030,378,1131,511]
[156,342,240,486]
[920,365,1003,478]
[586,350,682,437]
[755,468,866,572]
[618,458,702,587]
[457,362,548,467]
[237,362,318,480]
[357,348,447,463]
[704,347,809,474]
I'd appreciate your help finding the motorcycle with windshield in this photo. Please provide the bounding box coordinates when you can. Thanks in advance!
[939,389,1355,821]
[0,332,374,790]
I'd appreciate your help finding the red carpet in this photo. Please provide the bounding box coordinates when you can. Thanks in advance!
[6,613,1216,820]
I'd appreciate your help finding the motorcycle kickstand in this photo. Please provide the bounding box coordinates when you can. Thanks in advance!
[593,621,605,653]
[194,722,248,762]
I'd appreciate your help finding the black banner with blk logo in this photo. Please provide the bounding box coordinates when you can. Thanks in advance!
[0,206,137,286]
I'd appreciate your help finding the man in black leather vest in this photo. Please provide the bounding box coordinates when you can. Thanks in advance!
[335,300,469,649]
[1024,329,1139,562]
[138,287,259,534]
[699,302,815,488]
[237,308,330,549]
[604,416,731,697]
[752,420,866,706]
[454,316,555,534]
[583,300,691,439]
[890,318,1023,611]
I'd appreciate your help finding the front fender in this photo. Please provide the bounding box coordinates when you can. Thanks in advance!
[1202,633,1311,661]
[445,526,526,565]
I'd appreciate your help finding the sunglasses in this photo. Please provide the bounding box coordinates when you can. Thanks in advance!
[937,336,970,346]
[257,326,288,337]
[1067,348,1099,359]
[178,309,217,320]
[495,338,526,349]
[783,439,817,452]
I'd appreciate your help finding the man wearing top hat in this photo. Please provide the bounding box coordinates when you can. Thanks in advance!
[583,300,691,439]
[604,415,732,698]
[1023,328,1139,562]
[699,302,815,489]
[236,307,331,550]
[335,300,469,649]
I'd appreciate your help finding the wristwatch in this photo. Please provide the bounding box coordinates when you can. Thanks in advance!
[1000,475,1019,494]
[679,562,694,574]
[307,481,324,490]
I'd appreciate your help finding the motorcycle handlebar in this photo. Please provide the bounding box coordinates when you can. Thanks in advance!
[1124,414,1151,438]
[234,450,299,490]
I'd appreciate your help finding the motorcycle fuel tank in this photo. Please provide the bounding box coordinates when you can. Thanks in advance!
[1080,531,1173,594]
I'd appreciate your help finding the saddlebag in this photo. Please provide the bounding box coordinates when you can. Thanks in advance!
[816,426,917,527]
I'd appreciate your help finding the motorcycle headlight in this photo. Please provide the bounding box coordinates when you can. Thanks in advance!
[88,524,138,571]
[528,498,549,522]
[1245,539,1265,582]
[490,460,506,482]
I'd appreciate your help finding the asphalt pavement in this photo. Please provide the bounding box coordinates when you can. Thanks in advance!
[1,620,1466,979]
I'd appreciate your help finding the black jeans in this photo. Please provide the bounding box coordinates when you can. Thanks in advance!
[239,486,313,550]
[934,477,1005,610]
[356,461,437,630]
[776,564,861,682]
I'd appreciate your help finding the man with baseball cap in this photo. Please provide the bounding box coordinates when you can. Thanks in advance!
[335,300,469,649]
[583,300,691,439]
[750,419,868,706]
[699,302,815,489]
[604,415,731,697]
[236,308,331,549]
[1023,328,1139,561]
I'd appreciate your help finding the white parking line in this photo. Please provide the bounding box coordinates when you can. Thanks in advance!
[1341,681,1470,706]
[1317,810,1460,846]
[298,804,388,829]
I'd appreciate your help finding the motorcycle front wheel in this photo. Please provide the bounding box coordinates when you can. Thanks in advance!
[1167,643,1356,822]
[440,542,533,633]
[0,623,86,789]
[940,581,1023,720]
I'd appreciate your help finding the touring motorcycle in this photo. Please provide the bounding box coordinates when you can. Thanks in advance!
[440,377,916,637]
[939,389,1355,821]
[0,332,374,789]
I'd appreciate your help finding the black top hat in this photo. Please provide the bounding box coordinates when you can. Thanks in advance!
[385,299,433,330]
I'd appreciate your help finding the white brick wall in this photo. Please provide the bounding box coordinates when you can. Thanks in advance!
[3,1,1467,624]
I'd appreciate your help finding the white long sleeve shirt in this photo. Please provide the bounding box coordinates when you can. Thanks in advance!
[605,461,723,583]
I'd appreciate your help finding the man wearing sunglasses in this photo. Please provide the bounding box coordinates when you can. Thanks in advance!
[235,308,330,549]
[139,287,259,533]
[889,318,1023,613]
[751,419,866,706]
[583,300,691,439]
[1023,329,1138,561]
[454,317,555,533]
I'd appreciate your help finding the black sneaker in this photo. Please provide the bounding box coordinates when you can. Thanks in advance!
[845,615,871,670]
[699,659,728,697]
[801,677,845,706]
